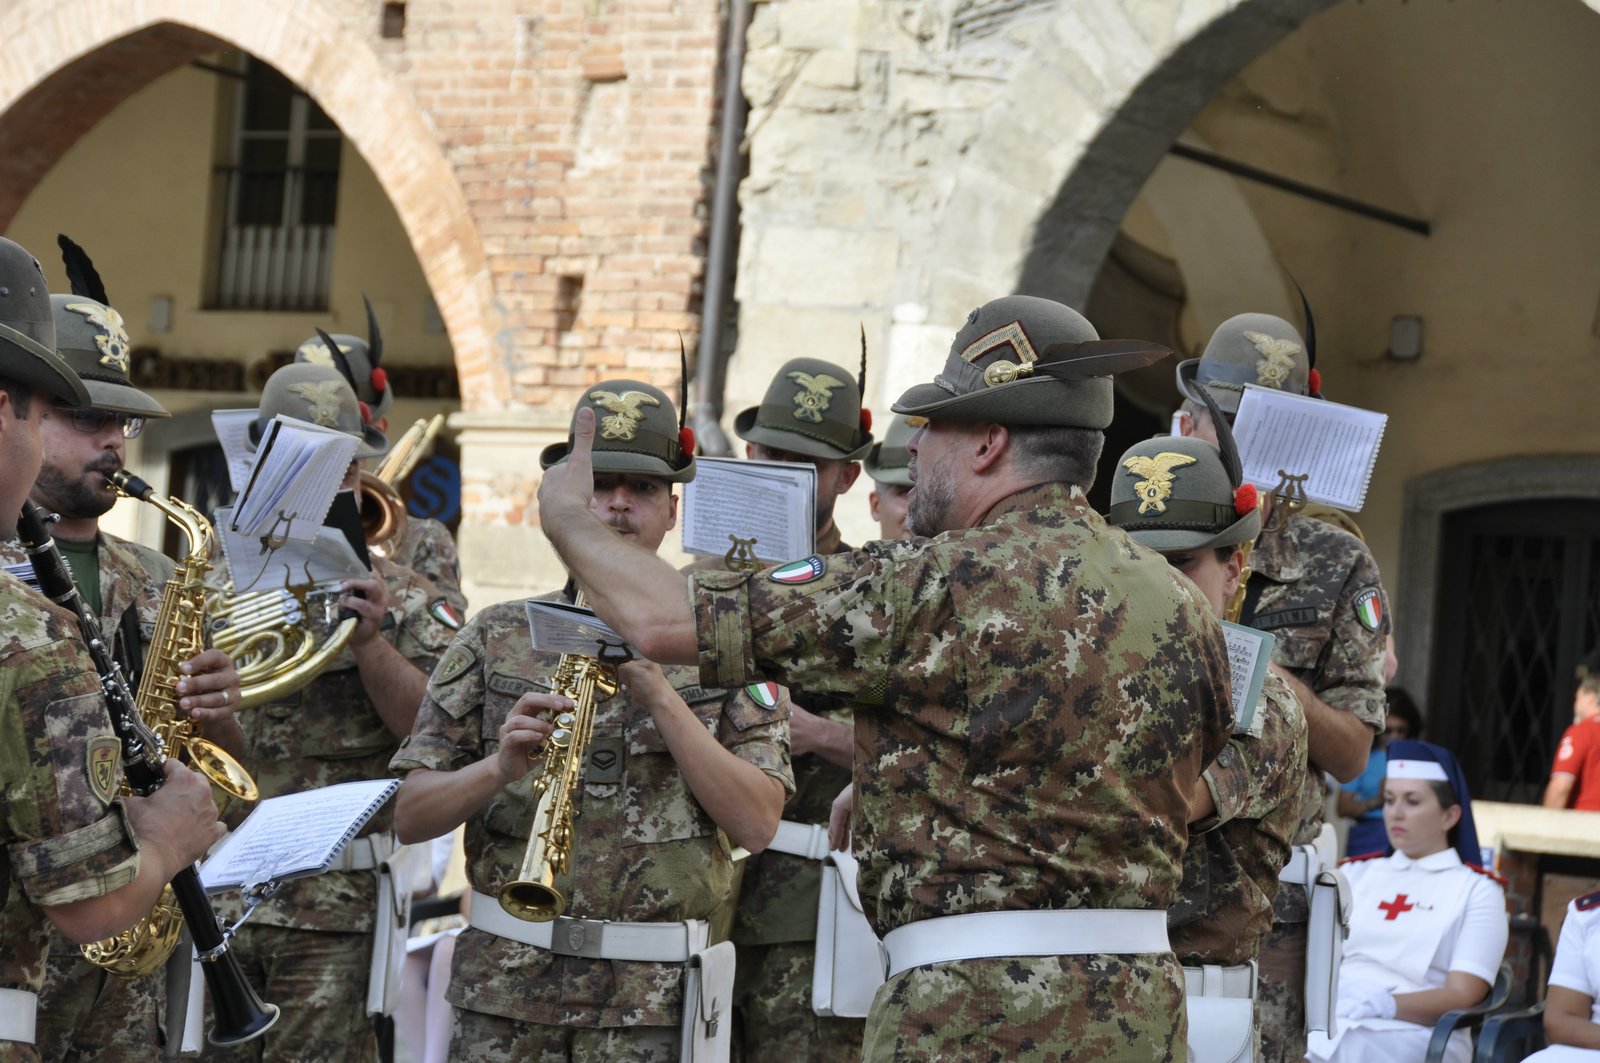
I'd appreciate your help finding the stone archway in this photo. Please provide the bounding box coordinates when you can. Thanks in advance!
[0,0,506,408]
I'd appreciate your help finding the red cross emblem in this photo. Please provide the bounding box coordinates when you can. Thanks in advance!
[1378,894,1415,920]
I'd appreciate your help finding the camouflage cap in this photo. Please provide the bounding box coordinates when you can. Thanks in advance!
[541,379,696,483]
[863,413,915,488]
[249,362,389,459]
[734,357,873,460]
[296,327,392,417]
[1108,436,1261,552]
[1175,313,1311,415]
[892,295,1170,427]
[0,239,89,408]
[50,294,168,418]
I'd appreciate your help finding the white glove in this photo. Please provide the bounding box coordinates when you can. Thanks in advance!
[1337,979,1398,1022]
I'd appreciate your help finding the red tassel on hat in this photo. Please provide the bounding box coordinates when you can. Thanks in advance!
[1235,483,1258,516]
[1307,368,1321,397]
[358,400,372,424]
[371,367,389,395]
[679,427,696,457]
[860,408,872,433]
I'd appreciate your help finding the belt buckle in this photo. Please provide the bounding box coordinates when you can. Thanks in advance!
[555,917,606,959]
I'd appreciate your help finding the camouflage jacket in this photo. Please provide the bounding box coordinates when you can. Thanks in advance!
[0,574,141,998]
[390,596,793,1028]
[733,521,852,945]
[223,557,457,933]
[387,516,467,618]
[0,533,173,680]
[693,482,1234,939]
[1244,513,1389,846]
[1170,669,1307,966]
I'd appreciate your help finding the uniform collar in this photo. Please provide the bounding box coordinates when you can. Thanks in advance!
[976,481,1089,527]
[816,520,847,555]
[1387,847,1462,872]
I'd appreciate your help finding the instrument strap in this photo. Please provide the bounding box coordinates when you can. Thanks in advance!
[1236,572,1267,628]
[117,603,146,692]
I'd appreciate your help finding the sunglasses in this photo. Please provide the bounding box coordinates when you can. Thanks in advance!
[58,407,145,439]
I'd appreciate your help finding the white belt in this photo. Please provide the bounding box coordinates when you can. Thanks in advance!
[0,987,37,1044]
[326,832,395,874]
[883,909,1170,979]
[766,820,830,861]
[1183,962,1257,1000]
[1279,843,1322,888]
[469,890,709,963]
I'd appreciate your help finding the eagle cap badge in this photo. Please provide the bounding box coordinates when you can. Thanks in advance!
[786,370,846,423]
[288,380,346,428]
[588,389,660,441]
[65,301,131,374]
[1244,330,1301,389]
[1122,452,1199,514]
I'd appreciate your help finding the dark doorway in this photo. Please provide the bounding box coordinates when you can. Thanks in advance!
[1430,499,1600,803]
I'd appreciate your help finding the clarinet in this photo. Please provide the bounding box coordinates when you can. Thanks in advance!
[16,501,279,1046]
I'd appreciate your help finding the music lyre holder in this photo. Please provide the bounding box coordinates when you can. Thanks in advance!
[1264,470,1310,533]
[724,533,761,572]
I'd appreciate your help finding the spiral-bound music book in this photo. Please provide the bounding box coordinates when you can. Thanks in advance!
[1231,385,1387,511]
[199,779,398,894]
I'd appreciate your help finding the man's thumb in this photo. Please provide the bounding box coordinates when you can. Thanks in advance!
[571,407,596,458]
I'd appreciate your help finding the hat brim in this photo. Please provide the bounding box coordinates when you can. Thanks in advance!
[1174,359,1243,416]
[246,418,388,460]
[892,376,1114,429]
[863,446,913,487]
[1123,510,1261,554]
[82,378,169,418]
[0,324,90,408]
[539,442,696,483]
[732,406,872,461]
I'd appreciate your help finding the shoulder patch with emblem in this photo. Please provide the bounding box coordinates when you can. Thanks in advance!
[769,556,825,585]
[745,681,782,709]
[86,735,122,805]
[429,598,463,631]
[432,642,479,686]
[1353,586,1384,631]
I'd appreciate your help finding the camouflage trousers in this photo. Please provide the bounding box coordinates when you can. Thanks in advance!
[448,1006,677,1062]
[731,940,864,1063]
[36,923,162,1061]
[860,954,1187,1063]
[1255,918,1308,1063]
[203,924,375,1063]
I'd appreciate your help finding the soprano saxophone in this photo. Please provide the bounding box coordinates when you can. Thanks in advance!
[499,595,628,922]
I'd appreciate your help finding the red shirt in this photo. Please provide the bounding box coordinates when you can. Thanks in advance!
[1551,717,1600,811]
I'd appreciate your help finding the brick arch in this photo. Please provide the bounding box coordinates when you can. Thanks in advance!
[0,0,507,408]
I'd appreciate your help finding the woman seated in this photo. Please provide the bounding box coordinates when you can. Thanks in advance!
[1307,740,1508,1063]
[1525,887,1600,1060]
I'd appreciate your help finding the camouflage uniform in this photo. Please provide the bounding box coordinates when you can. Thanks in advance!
[693,482,1234,1061]
[1246,513,1389,1063]
[388,517,467,618]
[1170,670,1307,968]
[208,557,456,1063]
[727,521,864,1063]
[389,595,793,1061]
[0,574,143,1063]
[0,534,174,1061]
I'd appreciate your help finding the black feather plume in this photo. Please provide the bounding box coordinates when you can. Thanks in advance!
[1198,385,1244,490]
[362,294,383,367]
[858,324,868,398]
[315,327,359,395]
[1036,338,1172,379]
[1286,271,1316,370]
[57,234,109,304]
[677,332,689,432]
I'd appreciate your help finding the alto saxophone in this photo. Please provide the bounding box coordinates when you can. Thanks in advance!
[80,471,260,977]
[499,596,628,922]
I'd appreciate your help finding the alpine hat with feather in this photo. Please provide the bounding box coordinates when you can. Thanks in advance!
[250,362,389,459]
[0,237,88,408]
[541,378,696,483]
[54,235,167,418]
[734,347,874,461]
[1175,312,1316,416]
[294,296,393,417]
[892,295,1171,427]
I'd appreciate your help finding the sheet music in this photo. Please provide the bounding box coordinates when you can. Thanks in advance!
[1232,385,1387,511]
[681,457,816,563]
[525,600,633,657]
[210,409,259,494]
[230,416,358,543]
[215,505,370,594]
[1221,621,1276,736]
[200,779,398,893]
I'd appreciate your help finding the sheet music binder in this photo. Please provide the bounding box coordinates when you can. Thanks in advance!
[199,779,399,894]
